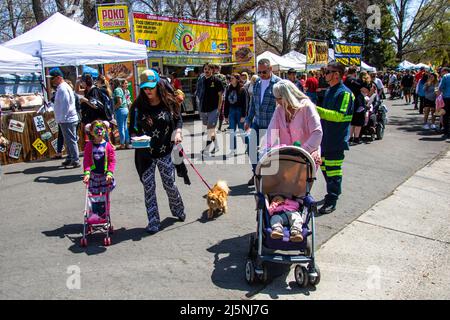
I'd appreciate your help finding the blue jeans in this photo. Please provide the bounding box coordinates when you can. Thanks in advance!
[115,107,129,145]
[228,107,244,150]
[59,121,79,162]
[249,122,266,174]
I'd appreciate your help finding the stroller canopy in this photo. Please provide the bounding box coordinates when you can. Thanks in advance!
[255,146,316,198]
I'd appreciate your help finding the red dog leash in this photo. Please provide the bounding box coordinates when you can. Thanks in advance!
[176,144,212,191]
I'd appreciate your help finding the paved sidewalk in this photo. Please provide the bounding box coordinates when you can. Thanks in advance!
[255,148,450,299]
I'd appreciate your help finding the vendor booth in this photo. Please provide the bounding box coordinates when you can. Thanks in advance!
[257,51,305,75]
[1,12,147,165]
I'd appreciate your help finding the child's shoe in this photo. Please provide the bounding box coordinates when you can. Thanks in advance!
[290,228,304,242]
[270,226,284,239]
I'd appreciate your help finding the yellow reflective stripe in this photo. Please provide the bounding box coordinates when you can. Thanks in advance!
[327,169,343,177]
[340,92,350,113]
[324,159,344,167]
[343,115,353,122]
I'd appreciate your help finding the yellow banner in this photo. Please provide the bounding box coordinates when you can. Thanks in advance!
[133,13,230,54]
[336,57,361,66]
[97,5,137,100]
[97,5,131,41]
[231,23,255,73]
[334,42,362,66]
[306,40,328,68]
[334,43,362,55]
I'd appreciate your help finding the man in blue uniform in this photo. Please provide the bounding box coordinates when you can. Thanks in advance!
[315,62,354,214]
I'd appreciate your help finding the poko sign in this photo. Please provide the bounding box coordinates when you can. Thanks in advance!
[98,5,129,29]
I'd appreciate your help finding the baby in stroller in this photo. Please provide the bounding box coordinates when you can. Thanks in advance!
[268,195,303,242]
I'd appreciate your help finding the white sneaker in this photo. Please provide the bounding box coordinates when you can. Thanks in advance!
[430,124,437,130]
[423,123,430,130]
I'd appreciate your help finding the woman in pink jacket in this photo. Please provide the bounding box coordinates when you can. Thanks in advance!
[262,80,323,165]
[82,120,116,194]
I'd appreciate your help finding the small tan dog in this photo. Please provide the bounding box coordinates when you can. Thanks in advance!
[206,180,230,219]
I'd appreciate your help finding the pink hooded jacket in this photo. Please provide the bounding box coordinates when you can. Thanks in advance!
[263,98,322,154]
[268,198,300,216]
[83,141,116,175]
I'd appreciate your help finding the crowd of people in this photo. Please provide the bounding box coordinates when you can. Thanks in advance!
[384,67,450,135]
[45,59,450,235]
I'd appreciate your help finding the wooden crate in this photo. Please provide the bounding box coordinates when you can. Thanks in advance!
[0,111,85,165]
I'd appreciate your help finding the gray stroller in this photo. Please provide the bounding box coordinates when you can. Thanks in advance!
[245,145,321,287]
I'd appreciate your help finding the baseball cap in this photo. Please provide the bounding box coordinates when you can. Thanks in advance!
[46,68,64,78]
[140,69,160,89]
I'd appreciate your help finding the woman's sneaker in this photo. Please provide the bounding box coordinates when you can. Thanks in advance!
[270,226,284,239]
[290,228,304,242]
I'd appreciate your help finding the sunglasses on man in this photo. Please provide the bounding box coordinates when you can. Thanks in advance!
[257,70,269,75]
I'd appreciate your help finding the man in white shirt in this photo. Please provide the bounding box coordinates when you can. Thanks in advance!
[372,72,385,100]
[48,68,80,168]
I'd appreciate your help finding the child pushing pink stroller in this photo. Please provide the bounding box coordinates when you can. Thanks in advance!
[80,120,116,247]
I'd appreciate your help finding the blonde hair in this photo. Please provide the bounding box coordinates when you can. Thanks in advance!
[272,80,309,120]
[250,74,258,84]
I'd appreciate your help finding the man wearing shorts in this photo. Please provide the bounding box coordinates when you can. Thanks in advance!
[197,63,224,156]
[401,70,414,105]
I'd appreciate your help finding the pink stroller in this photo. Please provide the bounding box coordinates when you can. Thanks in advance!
[80,188,113,247]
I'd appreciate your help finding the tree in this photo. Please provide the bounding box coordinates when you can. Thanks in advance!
[332,0,397,69]
[389,0,448,62]
[405,10,450,66]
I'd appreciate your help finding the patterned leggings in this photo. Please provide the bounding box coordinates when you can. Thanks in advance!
[141,153,185,229]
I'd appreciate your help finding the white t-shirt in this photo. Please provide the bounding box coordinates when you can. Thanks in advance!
[54,81,78,124]
[374,78,384,90]
[260,79,271,104]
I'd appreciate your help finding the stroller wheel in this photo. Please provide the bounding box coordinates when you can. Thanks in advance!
[103,237,111,246]
[109,225,114,234]
[309,264,321,286]
[294,265,309,288]
[245,259,256,284]
[257,264,269,283]
[80,238,87,247]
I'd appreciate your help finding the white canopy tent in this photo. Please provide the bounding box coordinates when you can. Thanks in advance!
[397,60,417,70]
[257,51,304,72]
[282,51,306,70]
[361,61,377,72]
[0,45,41,74]
[413,63,432,71]
[3,12,147,67]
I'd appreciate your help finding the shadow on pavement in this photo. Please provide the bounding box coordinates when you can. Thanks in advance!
[3,165,63,175]
[229,183,252,197]
[207,233,315,297]
[34,174,83,184]
[42,223,152,255]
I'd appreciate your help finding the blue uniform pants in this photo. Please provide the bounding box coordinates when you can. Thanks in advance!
[320,150,345,206]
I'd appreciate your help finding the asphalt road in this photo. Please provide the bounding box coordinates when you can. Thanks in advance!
[0,97,448,299]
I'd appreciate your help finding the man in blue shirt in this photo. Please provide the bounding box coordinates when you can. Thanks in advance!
[244,58,281,185]
[315,62,354,214]
[439,67,450,138]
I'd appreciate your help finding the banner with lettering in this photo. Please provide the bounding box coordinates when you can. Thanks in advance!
[231,23,256,73]
[334,42,362,66]
[97,4,131,41]
[97,5,136,101]
[132,13,230,55]
[306,40,328,70]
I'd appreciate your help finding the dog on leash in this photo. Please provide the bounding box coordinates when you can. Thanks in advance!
[206,180,230,219]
